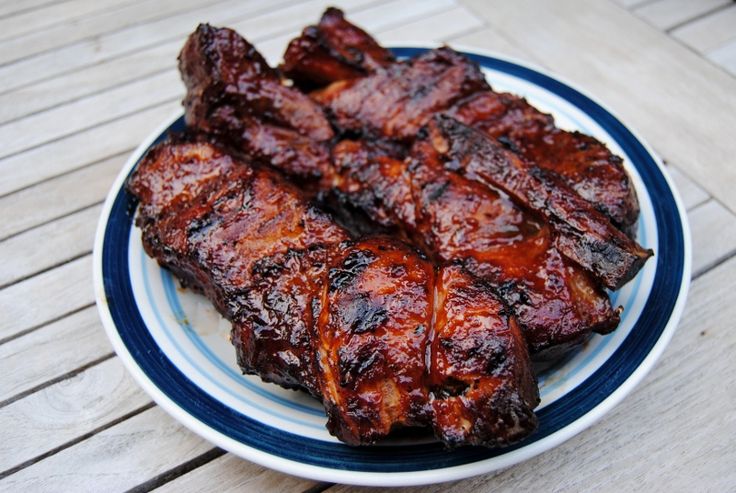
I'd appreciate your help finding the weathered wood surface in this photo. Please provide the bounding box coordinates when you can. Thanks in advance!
[0,0,734,491]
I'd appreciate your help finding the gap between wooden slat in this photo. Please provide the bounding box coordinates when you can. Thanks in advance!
[126,448,226,493]
[0,0,222,67]
[0,0,68,20]
[0,0,144,44]
[0,0,298,95]
[0,0,439,197]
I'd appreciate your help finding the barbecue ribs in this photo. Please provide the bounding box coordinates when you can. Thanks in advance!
[285,8,640,234]
[128,137,539,447]
[177,24,654,357]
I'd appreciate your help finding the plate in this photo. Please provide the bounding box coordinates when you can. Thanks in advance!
[93,46,691,486]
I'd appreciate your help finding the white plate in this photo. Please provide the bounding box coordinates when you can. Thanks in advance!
[94,46,691,486]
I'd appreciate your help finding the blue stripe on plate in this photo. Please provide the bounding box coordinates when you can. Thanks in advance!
[102,48,685,472]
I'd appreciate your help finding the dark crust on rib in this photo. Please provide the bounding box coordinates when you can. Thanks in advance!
[178,23,334,180]
[331,138,620,355]
[280,7,395,90]
[448,91,640,233]
[286,12,640,233]
[428,115,653,290]
[128,138,538,447]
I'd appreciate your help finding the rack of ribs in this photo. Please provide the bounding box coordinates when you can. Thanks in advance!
[282,8,641,235]
[177,24,652,358]
[127,136,539,447]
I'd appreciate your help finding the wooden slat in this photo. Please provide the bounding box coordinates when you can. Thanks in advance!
[0,0,61,19]
[0,0,213,65]
[256,0,457,63]
[153,453,321,493]
[328,254,736,491]
[0,256,92,342]
[0,406,215,491]
[378,5,484,44]
[633,0,731,31]
[0,0,382,125]
[671,4,736,52]
[0,101,179,198]
[611,0,652,8]
[0,357,150,475]
[707,37,736,76]
[449,26,537,61]
[0,0,283,94]
[0,155,123,239]
[458,0,736,220]
[0,70,181,160]
[0,307,112,403]
[0,204,100,287]
[0,0,140,42]
[689,199,736,277]
[666,165,709,210]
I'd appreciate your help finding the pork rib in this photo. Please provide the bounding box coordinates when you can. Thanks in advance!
[286,8,640,233]
[128,137,539,447]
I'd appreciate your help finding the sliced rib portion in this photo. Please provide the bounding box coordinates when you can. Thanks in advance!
[424,116,653,290]
[288,8,639,233]
[448,92,640,233]
[178,23,334,180]
[314,53,652,289]
[281,7,395,89]
[313,47,490,143]
[177,24,640,356]
[331,137,619,356]
[128,137,539,447]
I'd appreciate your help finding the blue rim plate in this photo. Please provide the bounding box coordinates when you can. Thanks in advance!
[93,46,691,486]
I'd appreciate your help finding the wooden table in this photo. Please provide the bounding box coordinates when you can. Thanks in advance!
[1,0,734,491]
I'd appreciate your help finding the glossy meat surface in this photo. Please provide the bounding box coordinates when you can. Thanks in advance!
[291,10,639,232]
[313,47,490,142]
[426,116,652,290]
[281,7,395,89]
[128,138,346,394]
[179,24,334,180]
[449,91,640,232]
[128,138,539,447]
[331,138,619,355]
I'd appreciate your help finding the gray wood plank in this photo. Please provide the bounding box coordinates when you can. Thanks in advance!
[0,0,384,126]
[0,255,92,342]
[0,70,181,160]
[0,0,283,94]
[153,453,321,493]
[689,199,736,277]
[379,5,484,45]
[0,204,100,287]
[0,101,179,198]
[0,0,140,42]
[671,4,736,52]
[0,0,213,65]
[458,0,736,221]
[666,165,709,210]
[0,306,112,403]
[707,37,736,76]
[0,357,150,475]
[0,154,123,239]
[633,0,730,31]
[327,252,736,491]
[0,405,216,492]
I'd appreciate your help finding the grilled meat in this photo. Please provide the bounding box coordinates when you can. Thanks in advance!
[448,92,640,233]
[331,136,619,355]
[313,52,652,290]
[178,24,334,181]
[128,137,539,447]
[290,9,640,233]
[281,7,395,90]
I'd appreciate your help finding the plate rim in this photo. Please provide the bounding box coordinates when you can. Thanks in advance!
[93,45,692,487]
